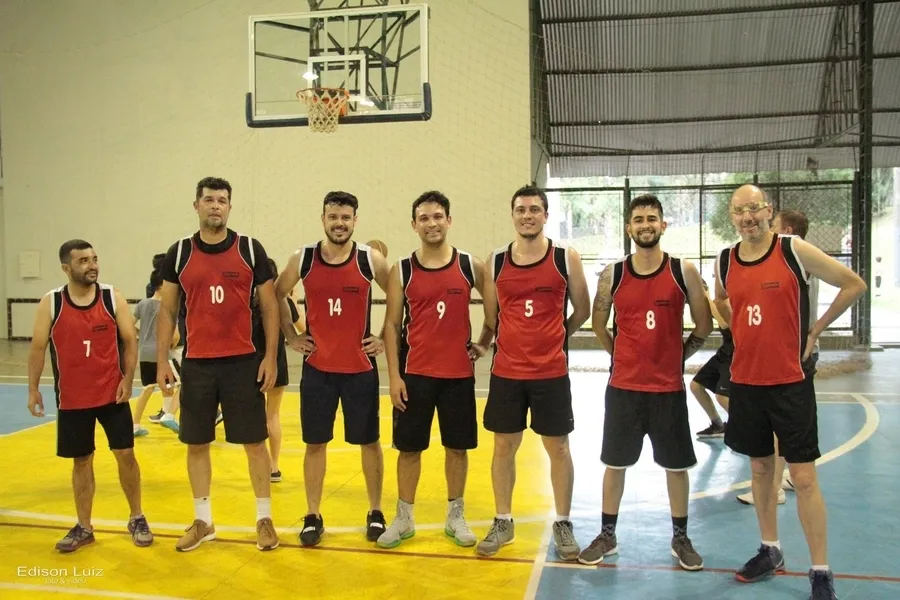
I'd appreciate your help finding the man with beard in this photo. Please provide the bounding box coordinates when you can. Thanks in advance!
[476,185,591,560]
[578,194,711,570]
[157,177,281,552]
[715,185,865,599]
[274,191,391,546]
[376,191,497,549]
[28,239,153,552]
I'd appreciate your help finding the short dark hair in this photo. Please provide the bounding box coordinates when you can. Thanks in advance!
[152,253,166,271]
[59,239,93,264]
[323,191,359,214]
[627,194,664,221]
[267,258,278,279]
[776,209,809,239]
[411,190,451,220]
[149,270,164,291]
[510,185,548,212]
[196,177,232,201]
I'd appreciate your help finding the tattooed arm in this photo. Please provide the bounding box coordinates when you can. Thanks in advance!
[592,264,615,355]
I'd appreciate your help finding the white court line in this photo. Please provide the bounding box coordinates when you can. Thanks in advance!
[0,508,549,535]
[686,392,880,501]
[523,513,555,600]
[0,583,189,600]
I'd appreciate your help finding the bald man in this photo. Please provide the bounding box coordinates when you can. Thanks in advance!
[714,185,865,600]
[736,208,820,507]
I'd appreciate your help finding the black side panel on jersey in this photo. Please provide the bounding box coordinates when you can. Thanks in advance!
[400,258,413,290]
[780,236,811,359]
[357,246,374,281]
[492,250,506,283]
[174,238,193,277]
[299,246,315,280]
[670,256,689,296]
[553,246,568,280]
[49,291,64,406]
[718,248,731,289]
[50,291,64,327]
[458,252,476,288]
[237,235,257,269]
[611,261,625,296]
[101,287,116,317]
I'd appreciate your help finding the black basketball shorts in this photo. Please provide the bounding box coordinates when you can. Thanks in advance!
[692,351,732,397]
[57,402,134,459]
[392,374,477,452]
[178,354,268,445]
[600,386,697,471]
[300,361,380,445]
[484,374,574,437]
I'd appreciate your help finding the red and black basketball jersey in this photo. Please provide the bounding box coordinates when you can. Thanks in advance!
[609,254,689,393]
[399,248,475,379]
[491,241,569,380]
[166,230,269,359]
[48,283,123,410]
[299,241,375,374]
[718,234,810,385]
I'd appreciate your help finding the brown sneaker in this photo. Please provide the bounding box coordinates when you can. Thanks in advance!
[256,517,279,551]
[175,519,215,552]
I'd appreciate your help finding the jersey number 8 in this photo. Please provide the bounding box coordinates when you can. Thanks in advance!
[645,310,656,329]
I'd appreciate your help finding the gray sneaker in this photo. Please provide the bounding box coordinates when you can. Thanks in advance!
[475,518,515,557]
[128,515,153,547]
[671,535,704,571]
[552,520,580,561]
[377,500,415,549]
[445,498,476,547]
[578,532,618,565]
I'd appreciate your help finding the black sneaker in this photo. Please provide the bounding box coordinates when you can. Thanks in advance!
[735,544,786,583]
[366,510,387,542]
[809,569,837,600]
[148,409,165,424]
[270,470,282,483]
[299,513,323,546]
[696,422,726,438]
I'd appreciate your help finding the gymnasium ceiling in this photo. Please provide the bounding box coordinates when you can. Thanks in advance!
[536,0,900,177]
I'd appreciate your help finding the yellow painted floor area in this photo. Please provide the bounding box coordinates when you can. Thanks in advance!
[0,392,553,600]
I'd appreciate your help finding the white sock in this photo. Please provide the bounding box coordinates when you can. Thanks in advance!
[556,515,570,523]
[762,539,781,550]
[400,499,414,519]
[194,497,212,525]
[256,497,272,521]
[162,396,173,413]
[811,564,830,572]
[133,424,141,432]
[496,513,512,521]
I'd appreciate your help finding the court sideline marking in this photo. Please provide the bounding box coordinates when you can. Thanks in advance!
[523,512,555,600]
[0,583,190,600]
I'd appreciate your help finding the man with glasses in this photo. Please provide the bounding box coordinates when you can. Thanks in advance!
[714,185,866,600]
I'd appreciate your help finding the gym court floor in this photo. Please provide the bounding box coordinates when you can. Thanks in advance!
[0,343,897,600]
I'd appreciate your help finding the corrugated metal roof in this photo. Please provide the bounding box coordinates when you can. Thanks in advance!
[551,117,825,155]
[539,0,839,22]
[551,146,900,178]
[876,2,900,51]
[539,0,900,177]
[547,65,825,123]
[543,9,835,72]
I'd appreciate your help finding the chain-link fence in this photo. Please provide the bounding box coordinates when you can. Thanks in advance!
[548,178,857,336]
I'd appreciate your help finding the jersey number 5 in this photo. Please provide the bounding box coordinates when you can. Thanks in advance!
[524,299,534,318]
[746,304,762,326]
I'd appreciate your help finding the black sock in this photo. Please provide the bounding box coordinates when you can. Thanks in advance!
[601,512,617,536]
[672,515,688,538]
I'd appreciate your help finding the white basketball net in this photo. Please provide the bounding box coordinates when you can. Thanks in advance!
[297,88,349,133]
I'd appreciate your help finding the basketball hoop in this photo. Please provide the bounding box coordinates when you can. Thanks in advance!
[297,88,350,133]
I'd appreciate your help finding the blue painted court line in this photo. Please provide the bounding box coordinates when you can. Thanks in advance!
[0,383,142,435]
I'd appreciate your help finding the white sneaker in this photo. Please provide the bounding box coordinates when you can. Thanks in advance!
[737,489,786,505]
[444,498,476,547]
[377,500,415,549]
[782,475,795,492]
